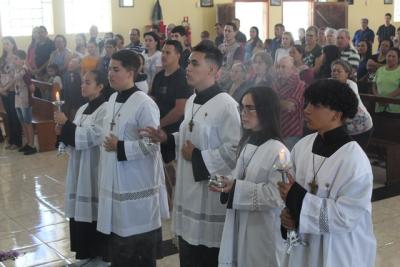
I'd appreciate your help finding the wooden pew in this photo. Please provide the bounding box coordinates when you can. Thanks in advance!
[31,79,57,152]
[360,93,400,185]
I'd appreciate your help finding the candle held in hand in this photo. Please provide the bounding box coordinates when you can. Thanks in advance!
[279,149,286,165]
[55,91,60,101]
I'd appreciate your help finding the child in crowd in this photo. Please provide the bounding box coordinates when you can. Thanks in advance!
[46,64,63,101]
[14,50,37,155]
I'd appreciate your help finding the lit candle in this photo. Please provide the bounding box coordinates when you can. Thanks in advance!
[55,91,60,101]
[279,149,286,165]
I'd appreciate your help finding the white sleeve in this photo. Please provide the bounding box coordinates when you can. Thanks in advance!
[201,102,241,175]
[123,100,161,160]
[233,164,284,211]
[74,105,106,150]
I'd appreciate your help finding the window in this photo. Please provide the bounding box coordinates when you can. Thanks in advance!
[235,2,267,41]
[0,0,53,36]
[283,1,311,41]
[64,0,112,34]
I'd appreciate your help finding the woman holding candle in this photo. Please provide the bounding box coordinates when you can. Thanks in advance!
[277,79,376,267]
[209,86,287,267]
[54,70,109,266]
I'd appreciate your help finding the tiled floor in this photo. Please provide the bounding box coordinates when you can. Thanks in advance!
[0,143,399,267]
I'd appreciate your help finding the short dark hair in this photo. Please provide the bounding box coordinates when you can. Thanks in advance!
[164,40,183,55]
[88,39,98,47]
[225,22,238,32]
[115,34,124,43]
[192,42,223,69]
[54,34,67,47]
[15,49,27,60]
[215,22,223,27]
[105,38,117,47]
[274,23,285,30]
[47,64,60,75]
[380,38,394,48]
[304,79,358,120]
[171,25,186,37]
[131,28,140,36]
[387,47,400,59]
[111,50,140,75]
[143,31,161,50]
[201,31,210,38]
[385,13,392,18]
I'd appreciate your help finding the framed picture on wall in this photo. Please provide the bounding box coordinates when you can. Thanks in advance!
[384,0,393,4]
[270,0,281,6]
[200,0,213,7]
[119,0,134,8]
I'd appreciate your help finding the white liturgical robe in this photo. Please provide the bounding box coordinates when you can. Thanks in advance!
[172,90,241,247]
[65,100,106,222]
[97,89,169,237]
[283,131,376,267]
[218,138,286,267]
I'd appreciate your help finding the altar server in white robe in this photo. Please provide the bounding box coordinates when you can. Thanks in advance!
[54,70,109,266]
[142,43,241,267]
[98,50,169,267]
[278,79,376,267]
[209,86,286,267]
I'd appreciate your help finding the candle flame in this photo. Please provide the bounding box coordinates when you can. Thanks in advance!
[279,149,286,165]
[55,91,60,101]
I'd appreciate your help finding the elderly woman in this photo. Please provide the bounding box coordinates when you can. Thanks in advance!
[273,56,305,149]
[275,31,295,64]
[331,59,373,149]
[325,27,337,46]
[373,47,400,115]
[48,34,72,74]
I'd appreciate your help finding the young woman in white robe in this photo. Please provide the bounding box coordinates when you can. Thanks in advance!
[54,70,109,266]
[209,86,286,267]
[278,79,376,267]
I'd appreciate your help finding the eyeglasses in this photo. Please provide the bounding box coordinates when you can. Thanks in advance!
[239,105,257,114]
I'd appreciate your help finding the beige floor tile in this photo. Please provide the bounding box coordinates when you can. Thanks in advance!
[2,200,51,219]
[2,244,63,267]
[47,238,76,260]
[0,219,25,237]
[0,231,43,251]
[157,254,179,267]
[13,210,66,230]
[31,222,69,243]
[31,260,70,267]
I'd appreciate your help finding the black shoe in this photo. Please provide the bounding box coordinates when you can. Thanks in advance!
[24,146,37,155]
[18,145,29,152]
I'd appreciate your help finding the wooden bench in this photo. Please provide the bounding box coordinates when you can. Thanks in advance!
[360,93,400,185]
[31,79,58,152]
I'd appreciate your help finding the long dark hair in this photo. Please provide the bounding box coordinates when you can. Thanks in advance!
[358,40,372,61]
[237,86,282,155]
[317,45,341,79]
[250,26,262,48]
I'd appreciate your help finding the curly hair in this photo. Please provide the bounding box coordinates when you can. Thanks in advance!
[304,79,358,119]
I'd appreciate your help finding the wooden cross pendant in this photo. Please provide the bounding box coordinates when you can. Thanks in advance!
[110,121,116,131]
[189,119,194,132]
[308,179,318,195]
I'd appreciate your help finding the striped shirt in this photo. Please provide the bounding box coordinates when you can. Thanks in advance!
[273,73,305,138]
[340,46,360,70]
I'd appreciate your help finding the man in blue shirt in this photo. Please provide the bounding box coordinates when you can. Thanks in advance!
[352,18,375,47]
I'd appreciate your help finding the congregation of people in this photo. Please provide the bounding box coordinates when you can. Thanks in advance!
[2,11,400,267]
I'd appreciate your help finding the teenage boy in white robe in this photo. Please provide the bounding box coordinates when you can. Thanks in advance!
[143,43,241,267]
[97,49,168,267]
[278,79,376,267]
[54,70,109,266]
[209,86,286,267]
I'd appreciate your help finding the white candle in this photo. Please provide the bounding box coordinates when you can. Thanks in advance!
[55,91,60,101]
[279,149,286,165]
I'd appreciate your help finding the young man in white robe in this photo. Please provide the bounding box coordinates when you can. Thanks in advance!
[54,70,109,266]
[278,79,376,267]
[209,86,286,267]
[97,49,169,267]
[143,43,241,267]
